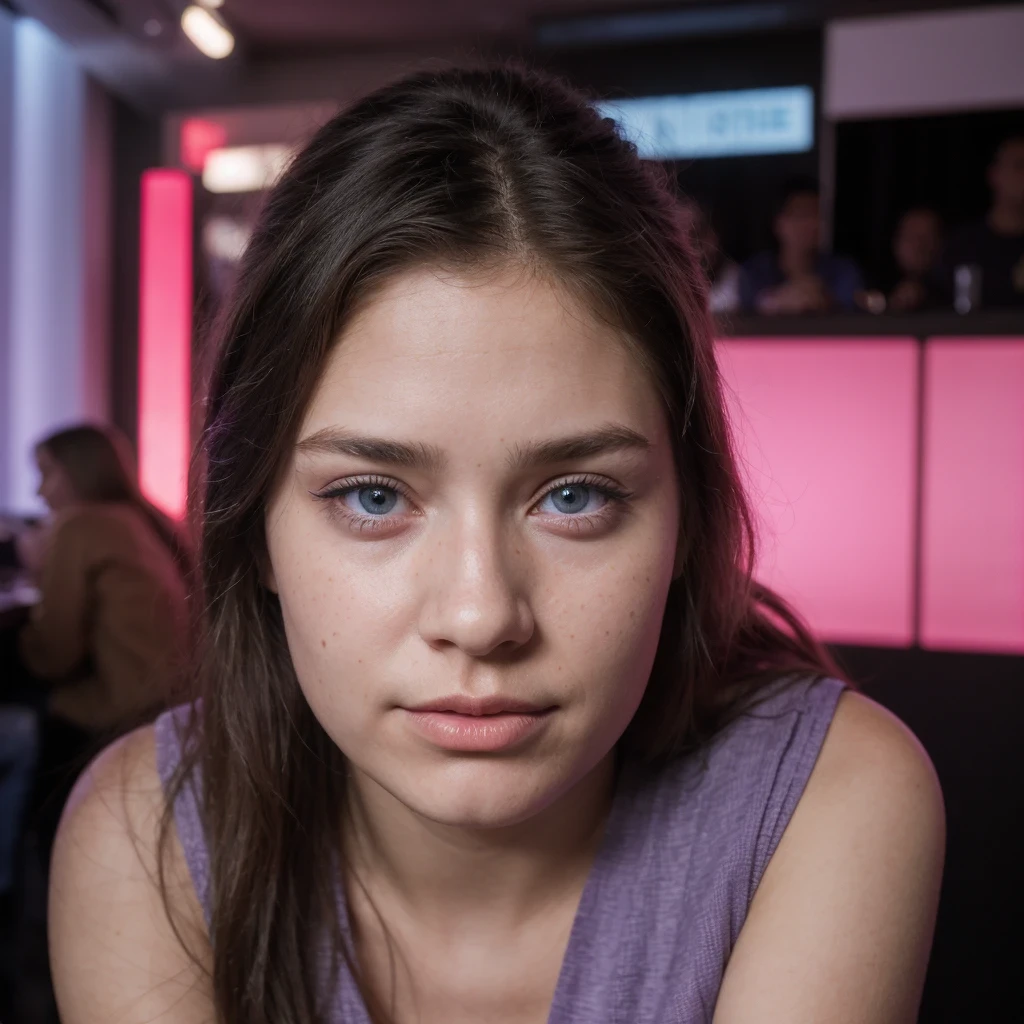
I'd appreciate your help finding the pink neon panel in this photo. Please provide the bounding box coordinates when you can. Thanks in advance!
[138,169,192,519]
[180,117,226,174]
[920,339,1024,653]
[717,339,918,646]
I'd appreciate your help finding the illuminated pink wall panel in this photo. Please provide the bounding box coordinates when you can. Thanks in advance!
[717,339,918,646]
[138,169,192,519]
[920,339,1024,653]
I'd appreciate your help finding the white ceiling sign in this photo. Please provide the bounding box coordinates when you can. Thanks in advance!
[825,6,1024,120]
[598,86,814,160]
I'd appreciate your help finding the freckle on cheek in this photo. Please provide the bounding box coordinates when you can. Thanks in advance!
[321,639,326,648]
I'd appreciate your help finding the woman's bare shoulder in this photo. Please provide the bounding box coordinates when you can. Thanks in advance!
[49,724,215,1023]
[714,691,945,1023]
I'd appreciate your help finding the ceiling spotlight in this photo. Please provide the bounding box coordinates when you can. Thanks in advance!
[181,5,235,59]
[202,144,293,194]
[199,0,225,8]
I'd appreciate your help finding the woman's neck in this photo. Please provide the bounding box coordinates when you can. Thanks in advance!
[343,753,616,928]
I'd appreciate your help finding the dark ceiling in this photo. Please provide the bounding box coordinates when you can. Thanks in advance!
[9,0,988,111]
[228,0,688,51]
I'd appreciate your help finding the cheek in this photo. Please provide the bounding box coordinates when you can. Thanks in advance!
[275,558,364,683]
[268,515,414,725]
[276,579,379,759]
[538,534,675,715]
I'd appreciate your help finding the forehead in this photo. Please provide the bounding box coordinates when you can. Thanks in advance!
[299,267,669,451]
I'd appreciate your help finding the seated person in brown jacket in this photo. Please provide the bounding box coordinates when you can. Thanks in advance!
[15,424,190,848]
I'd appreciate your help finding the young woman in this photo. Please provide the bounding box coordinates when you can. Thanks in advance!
[49,68,944,1024]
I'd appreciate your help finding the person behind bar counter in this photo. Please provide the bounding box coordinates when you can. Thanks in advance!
[50,68,943,1024]
[886,207,945,313]
[740,177,864,314]
[16,424,189,851]
[942,135,1024,308]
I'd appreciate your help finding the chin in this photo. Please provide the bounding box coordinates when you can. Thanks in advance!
[391,759,571,830]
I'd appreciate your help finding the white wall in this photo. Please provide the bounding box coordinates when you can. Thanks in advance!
[0,7,14,509]
[825,5,1024,120]
[1,16,111,512]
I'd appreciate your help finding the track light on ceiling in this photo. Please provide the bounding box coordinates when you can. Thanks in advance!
[181,5,235,59]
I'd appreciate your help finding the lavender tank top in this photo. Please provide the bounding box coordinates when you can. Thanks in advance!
[155,675,844,1023]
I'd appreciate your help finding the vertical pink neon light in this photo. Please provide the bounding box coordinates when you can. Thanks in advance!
[717,338,919,647]
[920,339,1024,653]
[138,169,192,519]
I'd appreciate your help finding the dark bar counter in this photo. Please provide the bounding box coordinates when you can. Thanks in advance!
[718,308,1024,337]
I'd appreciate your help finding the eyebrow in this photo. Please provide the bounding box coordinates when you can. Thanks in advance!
[294,429,448,473]
[506,424,651,470]
[294,423,651,473]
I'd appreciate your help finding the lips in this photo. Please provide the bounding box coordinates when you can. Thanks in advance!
[400,695,556,752]
[405,694,552,716]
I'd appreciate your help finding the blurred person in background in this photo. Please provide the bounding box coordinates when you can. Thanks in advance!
[886,207,945,313]
[740,177,864,314]
[15,424,190,853]
[942,134,1024,308]
[679,200,742,315]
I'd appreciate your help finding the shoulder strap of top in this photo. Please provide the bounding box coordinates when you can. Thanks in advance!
[153,703,212,925]
[731,675,846,899]
[544,675,846,1023]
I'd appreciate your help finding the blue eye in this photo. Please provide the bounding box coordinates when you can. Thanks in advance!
[349,485,399,516]
[538,483,607,516]
[313,477,414,531]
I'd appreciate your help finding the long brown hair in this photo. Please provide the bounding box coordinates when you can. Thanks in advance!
[39,423,192,581]
[162,65,842,1022]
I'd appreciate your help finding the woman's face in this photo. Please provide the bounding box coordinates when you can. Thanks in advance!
[265,267,680,828]
[36,446,77,512]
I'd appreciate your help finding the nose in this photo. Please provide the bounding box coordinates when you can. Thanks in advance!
[416,515,535,658]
